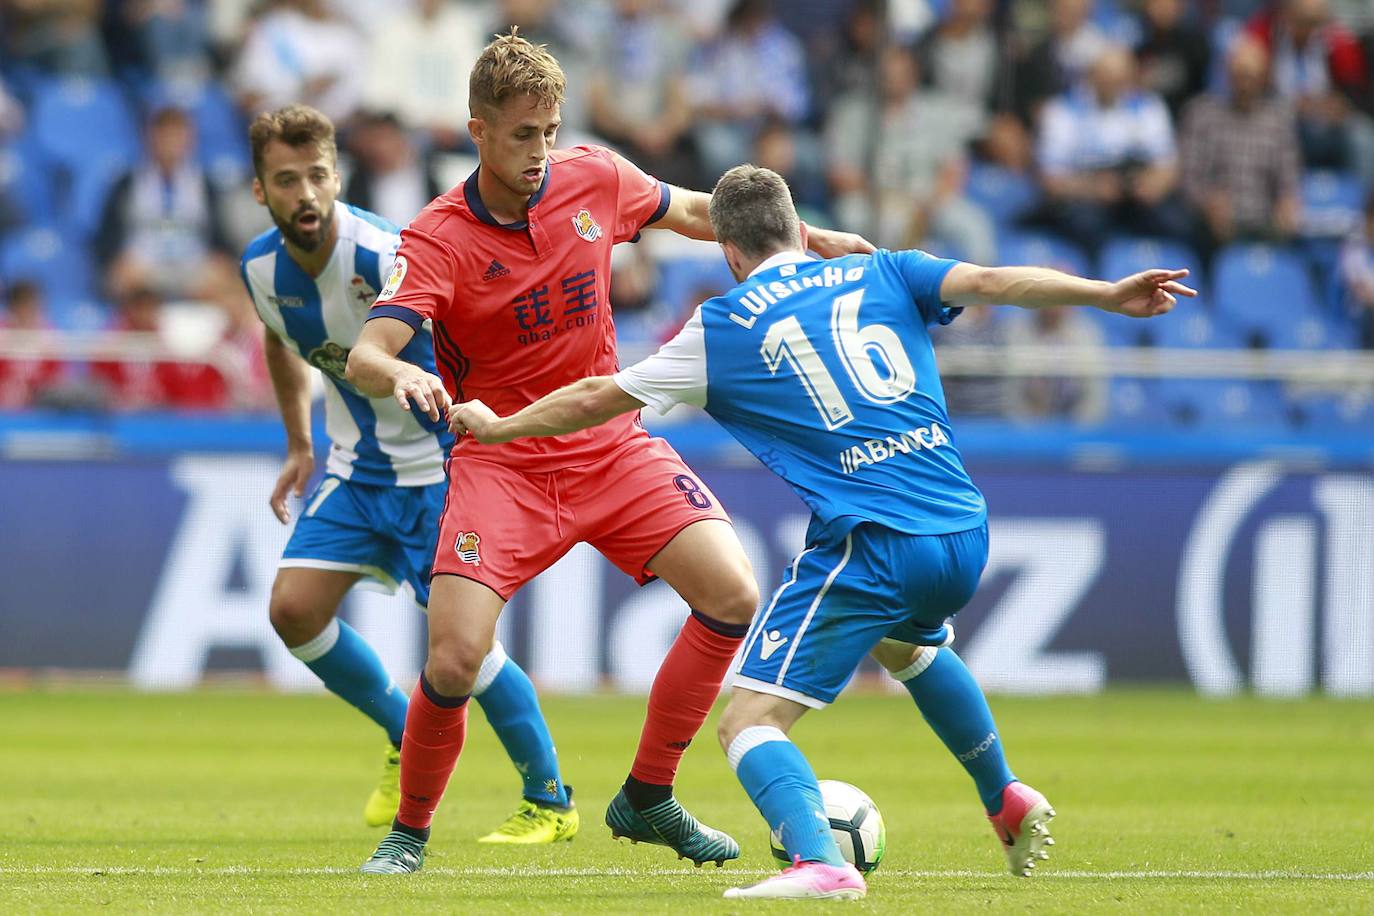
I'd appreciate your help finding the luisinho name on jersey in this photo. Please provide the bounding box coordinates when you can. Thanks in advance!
[616,249,988,538]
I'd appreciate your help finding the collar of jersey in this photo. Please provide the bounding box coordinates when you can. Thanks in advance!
[748,250,815,278]
[463,164,551,230]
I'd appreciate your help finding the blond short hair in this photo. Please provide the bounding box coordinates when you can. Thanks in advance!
[469,28,567,119]
[248,104,336,178]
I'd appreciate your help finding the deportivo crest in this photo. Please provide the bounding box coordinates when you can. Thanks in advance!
[306,341,351,383]
[571,209,602,243]
[454,531,481,565]
[349,275,378,307]
[376,256,407,301]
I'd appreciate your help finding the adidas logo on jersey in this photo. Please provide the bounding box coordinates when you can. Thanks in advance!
[482,259,511,281]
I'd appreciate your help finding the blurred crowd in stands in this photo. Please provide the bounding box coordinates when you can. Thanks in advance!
[0,0,1372,427]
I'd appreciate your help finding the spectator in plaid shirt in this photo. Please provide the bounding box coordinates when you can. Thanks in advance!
[1180,37,1302,253]
[687,0,810,183]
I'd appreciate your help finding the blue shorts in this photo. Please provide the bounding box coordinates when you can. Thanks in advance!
[280,474,445,607]
[735,520,989,708]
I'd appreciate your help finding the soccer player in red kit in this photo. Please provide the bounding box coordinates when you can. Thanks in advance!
[346,31,872,874]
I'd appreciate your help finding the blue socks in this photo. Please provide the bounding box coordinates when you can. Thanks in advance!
[892,646,1015,813]
[290,617,407,746]
[729,726,844,867]
[292,620,566,807]
[472,642,569,807]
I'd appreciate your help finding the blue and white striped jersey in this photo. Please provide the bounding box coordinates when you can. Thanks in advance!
[241,201,452,487]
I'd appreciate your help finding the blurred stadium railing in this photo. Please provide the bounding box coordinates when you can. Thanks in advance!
[3,339,1371,699]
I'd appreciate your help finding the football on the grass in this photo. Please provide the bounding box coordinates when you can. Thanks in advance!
[770,779,886,874]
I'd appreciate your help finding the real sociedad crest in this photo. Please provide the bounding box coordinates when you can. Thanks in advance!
[454,531,482,565]
[571,208,602,243]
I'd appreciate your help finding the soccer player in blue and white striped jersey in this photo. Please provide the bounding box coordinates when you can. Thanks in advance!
[241,105,576,843]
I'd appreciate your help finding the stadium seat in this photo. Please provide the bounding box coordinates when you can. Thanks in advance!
[1287,389,1374,430]
[1159,378,1288,428]
[0,137,57,226]
[1262,308,1357,350]
[29,77,141,175]
[1109,378,1173,425]
[1097,236,1209,347]
[1213,243,1317,343]
[1147,307,1240,349]
[997,232,1089,276]
[964,163,1038,228]
[65,159,127,240]
[1100,236,1205,296]
[0,226,97,321]
[140,79,250,184]
[1300,170,1363,238]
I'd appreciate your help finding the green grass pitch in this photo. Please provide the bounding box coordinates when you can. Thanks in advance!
[2,688,1371,913]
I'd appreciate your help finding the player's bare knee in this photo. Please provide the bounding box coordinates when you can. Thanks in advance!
[717,698,752,751]
[424,640,485,697]
[707,575,760,627]
[870,640,922,674]
[268,580,332,646]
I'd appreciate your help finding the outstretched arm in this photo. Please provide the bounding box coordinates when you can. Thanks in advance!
[344,316,451,421]
[939,263,1196,317]
[651,185,874,256]
[448,377,644,444]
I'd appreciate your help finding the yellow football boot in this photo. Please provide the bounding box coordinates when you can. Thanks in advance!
[478,791,579,844]
[363,744,401,828]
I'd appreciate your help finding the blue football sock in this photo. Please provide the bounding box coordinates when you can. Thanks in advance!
[893,646,1016,814]
[290,617,406,746]
[472,642,568,807]
[729,726,845,867]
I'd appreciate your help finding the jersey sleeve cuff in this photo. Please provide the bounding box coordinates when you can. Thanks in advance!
[628,182,673,244]
[647,181,671,226]
[367,304,426,332]
[613,370,678,416]
[934,305,965,326]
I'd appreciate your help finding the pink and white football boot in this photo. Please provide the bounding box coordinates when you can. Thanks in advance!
[723,856,867,900]
[987,781,1056,877]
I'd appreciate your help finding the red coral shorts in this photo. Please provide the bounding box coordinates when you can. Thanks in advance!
[433,435,731,599]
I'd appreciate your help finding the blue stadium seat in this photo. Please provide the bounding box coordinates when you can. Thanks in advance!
[1100,236,1205,295]
[1300,170,1364,238]
[1097,236,1209,347]
[29,77,140,175]
[1287,390,1374,430]
[964,163,1038,228]
[0,136,57,226]
[65,159,128,240]
[1159,378,1288,428]
[1263,308,1357,349]
[140,79,250,184]
[1213,243,1317,343]
[0,225,97,312]
[1147,308,1240,349]
[1109,378,1173,424]
[997,232,1089,275]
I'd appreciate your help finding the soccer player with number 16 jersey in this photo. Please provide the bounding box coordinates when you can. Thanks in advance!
[345,32,875,874]
[451,165,1195,899]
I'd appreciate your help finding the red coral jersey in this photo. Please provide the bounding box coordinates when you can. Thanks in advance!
[369,145,671,471]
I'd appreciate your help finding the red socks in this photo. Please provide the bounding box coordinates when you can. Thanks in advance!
[395,674,468,831]
[630,611,748,786]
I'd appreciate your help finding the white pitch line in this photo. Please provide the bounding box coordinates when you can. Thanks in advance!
[1,866,1371,882]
